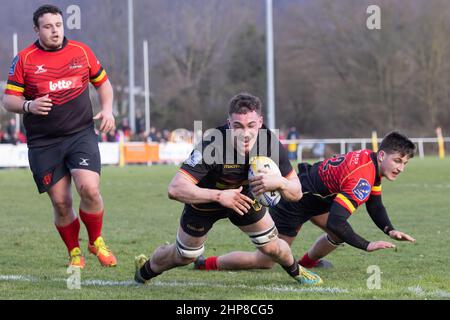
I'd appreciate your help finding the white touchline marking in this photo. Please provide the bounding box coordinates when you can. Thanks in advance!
[407,286,450,299]
[0,275,36,281]
[0,274,348,293]
[4,274,448,298]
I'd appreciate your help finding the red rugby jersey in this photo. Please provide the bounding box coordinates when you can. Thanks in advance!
[317,150,382,214]
[5,37,108,147]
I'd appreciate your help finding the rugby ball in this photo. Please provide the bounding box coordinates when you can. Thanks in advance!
[248,156,282,207]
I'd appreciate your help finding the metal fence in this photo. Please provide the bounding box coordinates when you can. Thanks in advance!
[280,137,450,162]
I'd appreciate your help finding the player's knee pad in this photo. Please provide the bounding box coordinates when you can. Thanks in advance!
[175,235,205,259]
[246,225,279,248]
[326,234,344,247]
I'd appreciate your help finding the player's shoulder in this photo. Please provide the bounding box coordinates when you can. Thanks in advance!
[16,42,40,60]
[346,150,377,179]
[67,39,94,52]
[67,39,87,47]
[348,149,374,166]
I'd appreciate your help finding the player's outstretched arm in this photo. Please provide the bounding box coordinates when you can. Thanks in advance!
[388,230,416,242]
[168,172,253,215]
[249,169,302,201]
[327,202,396,252]
[365,195,416,243]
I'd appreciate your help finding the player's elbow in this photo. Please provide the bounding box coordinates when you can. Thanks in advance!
[293,186,303,201]
[283,178,302,201]
[286,190,302,202]
[167,182,179,200]
[2,95,12,111]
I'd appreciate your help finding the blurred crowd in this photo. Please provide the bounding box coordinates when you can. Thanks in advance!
[1,117,303,150]
[95,118,176,143]
[0,119,26,144]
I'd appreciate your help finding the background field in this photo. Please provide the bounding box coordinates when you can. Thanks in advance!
[0,158,449,300]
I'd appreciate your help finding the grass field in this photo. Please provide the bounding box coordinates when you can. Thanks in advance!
[0,158,449,300]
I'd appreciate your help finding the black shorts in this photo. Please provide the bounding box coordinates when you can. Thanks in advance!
[28,126,101,193]
[180,203,267,237]
[269,193,331,237]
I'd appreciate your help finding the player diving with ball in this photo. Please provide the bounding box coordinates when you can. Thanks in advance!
[134,92,323,285]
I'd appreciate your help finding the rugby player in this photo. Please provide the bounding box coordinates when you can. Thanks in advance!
[194,132,416,271]
[2,5,117,268]
[134,92,323,285]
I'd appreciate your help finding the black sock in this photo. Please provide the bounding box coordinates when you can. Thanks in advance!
[282,259,300,278]
[139,260,161,281]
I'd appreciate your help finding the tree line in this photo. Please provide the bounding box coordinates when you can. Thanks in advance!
[0,0,449,138]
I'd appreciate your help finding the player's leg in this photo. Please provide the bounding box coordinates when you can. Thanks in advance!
[48,174,75,226]
[135,227,208,284]
[28,143,83,267]
[299,213,343,268]
[47,174,84,268]
[238,212,322,285]
[197,233,295,271]
[67,128,116,266]
[134,204,218,284]
[71,169,116,267]
[195,202,303,271]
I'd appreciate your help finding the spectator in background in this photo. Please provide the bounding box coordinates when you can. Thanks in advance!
[119,118,131,141]
[312,142,325,160]
[135,112,145,136]
[287,126,299,161]
[147,127,159,142]
[17,131,27,144]
[6,118,18,144]
[106,128,119,142]
[163,129,171,142]
[0,125,5,143]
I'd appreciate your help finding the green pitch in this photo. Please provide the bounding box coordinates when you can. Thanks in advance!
[0,158,449,300]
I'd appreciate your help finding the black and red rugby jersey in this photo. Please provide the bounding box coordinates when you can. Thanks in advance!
[179,124,295,211]
[301,149,382,214]
[5,37,108,147]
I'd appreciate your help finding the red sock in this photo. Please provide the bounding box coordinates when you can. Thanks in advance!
[205,256,218,270]
[55,218,80,254]
[299,252,319,268]
[79,209,103,245]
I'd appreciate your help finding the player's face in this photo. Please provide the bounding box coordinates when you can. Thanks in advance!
[34,13,64,50]
[228,111,263,155]
[378,151,410,181]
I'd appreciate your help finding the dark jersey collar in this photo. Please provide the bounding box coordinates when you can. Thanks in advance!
[370,151,382,183]
[34,37,68,52]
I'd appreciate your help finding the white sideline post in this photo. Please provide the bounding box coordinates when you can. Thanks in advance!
[418,139,424,159]
[340,140,345,154]
[297,144,303,163]
[13,33,20,134]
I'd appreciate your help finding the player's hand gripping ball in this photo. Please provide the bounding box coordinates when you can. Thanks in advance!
[248,156,282,207]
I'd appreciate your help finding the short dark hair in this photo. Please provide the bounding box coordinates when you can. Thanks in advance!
[33,4,63,28]
[379,131,416,158]
[228,92,262,116]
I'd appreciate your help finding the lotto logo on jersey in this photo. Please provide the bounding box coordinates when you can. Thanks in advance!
[50,80,73,91]
[352,178,371,201]
[37,76,83,94]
